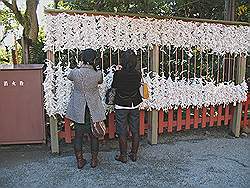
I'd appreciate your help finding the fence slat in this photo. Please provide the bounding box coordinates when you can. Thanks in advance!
[243,93,250,128]
[185,108,191,130]
[140,111,145,135]
[108,112,115,139]
[217,106,223,126]
[64,117,72,143]
[168,109,173,132]
[209,106,215,126]
[224,105,230,125]
[194,108,199,128]
[177,107,182,131]
[158,110,164,134]
[202,107,207,128]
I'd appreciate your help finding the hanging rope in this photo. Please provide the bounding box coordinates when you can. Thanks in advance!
[194,47,197,77]
[67,49,70,66]
[109,48,112,67]
[228,54,231,81]
[101,51,104,70]
[181,48,184,78]
[140,49,143,71]
[58,51,61,62]
[175,47,178,74]
[161,47,165,76]
[200,50,203,77]
[76,48,79,66]
[233,53,236,81]
[168,45,171,76]
[217,55,220,83]
[206,51,209,78]
[187,53,190,80]
[222,54,225,81]
[211,54,214,78]
[147,46,150,72]
[117,49,120,65]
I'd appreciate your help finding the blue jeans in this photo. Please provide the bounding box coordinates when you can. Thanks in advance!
[115,108,140,137]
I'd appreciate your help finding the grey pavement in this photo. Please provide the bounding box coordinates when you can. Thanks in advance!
[0,127,249,188]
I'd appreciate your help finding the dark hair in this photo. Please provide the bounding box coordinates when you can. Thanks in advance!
[120,49,137,72]
[79,48,97,70]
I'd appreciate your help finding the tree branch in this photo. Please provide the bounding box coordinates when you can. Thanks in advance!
[1,0,24,25]
[1,0,13,10]
[12,0,24,25]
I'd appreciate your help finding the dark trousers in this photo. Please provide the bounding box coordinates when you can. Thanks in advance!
[74,106,99,152]
[115,108,140,137]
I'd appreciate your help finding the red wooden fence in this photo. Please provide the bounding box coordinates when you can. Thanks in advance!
[59,93,250,143]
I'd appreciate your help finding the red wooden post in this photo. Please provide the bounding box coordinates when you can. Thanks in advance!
[185,107,191,130]
[243,93,250,128]
[168,109,173,132]
[194,107,199,128]
[64,117,72,143]
[139,111,145,136]
[217,105,223,126]
[209,106,215,126]
[224,105,230,126]
[177,107,182,131]
[202,107,207,128]
[108,112,115,139]
[158,110,164,134]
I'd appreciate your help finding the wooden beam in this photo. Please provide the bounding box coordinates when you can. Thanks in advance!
[231,56,246,137]
[147,45,159,145]
[47,50,59,153]
[49,116,59,153]
[44,9,250,26]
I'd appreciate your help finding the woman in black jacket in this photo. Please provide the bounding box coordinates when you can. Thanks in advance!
[111,50,143,163]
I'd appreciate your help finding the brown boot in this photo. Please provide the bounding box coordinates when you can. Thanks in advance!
[74,149,87,169]
[115,136,128,163]
[129,134,139,162]
[91,152,98,168]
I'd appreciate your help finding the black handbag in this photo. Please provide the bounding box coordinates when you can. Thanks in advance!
[105,88,116,105]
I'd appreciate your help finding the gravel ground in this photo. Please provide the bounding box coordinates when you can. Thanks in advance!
[0,127,249,188]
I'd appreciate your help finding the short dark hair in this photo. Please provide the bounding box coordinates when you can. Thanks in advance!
[79,48,97,65]
[120,49,137,71]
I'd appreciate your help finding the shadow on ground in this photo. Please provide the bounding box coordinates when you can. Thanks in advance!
[0,126,249,187]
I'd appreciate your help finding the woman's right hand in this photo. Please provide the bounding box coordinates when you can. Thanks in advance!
[116,65,122,71]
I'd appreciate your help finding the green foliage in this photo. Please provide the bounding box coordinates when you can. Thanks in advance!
[0,47,9,64]
[0,8,19,43]
[29,28,46,64]
[57,0,171,15]
[170,0,225,20]
[55,0,249,21]
[235,0,249,22]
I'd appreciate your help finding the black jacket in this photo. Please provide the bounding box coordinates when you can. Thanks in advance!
[111,69,143,107]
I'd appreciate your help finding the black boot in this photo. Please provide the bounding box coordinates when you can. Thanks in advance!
[115,136,128,163]
[91,152,98,168]
[129,134,139,162]
[90,133,99,168]
[74,148,87,169]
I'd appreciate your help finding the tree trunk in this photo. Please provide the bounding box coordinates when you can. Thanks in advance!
[2,0,39,64]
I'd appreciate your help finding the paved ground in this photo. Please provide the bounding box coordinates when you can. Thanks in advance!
[0,127,249,188]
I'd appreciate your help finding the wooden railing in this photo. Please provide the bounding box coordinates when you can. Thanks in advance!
[59,93,249,143]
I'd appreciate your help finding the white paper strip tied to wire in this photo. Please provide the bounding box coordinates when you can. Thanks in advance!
[139,73,248,111]
[98,65,116,114]
[54,61,73,117]
[43,60,57,117]
[43,63,248,116]
[44,13,250,55]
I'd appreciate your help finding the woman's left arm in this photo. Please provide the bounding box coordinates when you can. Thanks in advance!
[97,71,103,84]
